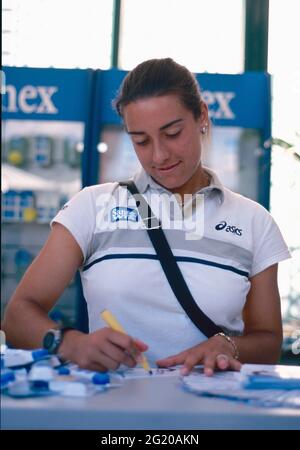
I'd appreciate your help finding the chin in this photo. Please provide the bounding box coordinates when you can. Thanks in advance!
[149,166,190,191]
[156,177,187,192]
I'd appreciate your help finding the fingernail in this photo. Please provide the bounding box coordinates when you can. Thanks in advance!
[220,360,228,369]
[204,368,213,376]
[180,367,189,376]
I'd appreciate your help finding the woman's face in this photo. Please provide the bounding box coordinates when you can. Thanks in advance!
[123,94,208,194]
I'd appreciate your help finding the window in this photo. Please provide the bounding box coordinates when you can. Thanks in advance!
[268,0,300,325]
[119,0,245,73]
[2,0,114,68]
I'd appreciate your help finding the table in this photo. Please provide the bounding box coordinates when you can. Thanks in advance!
[1,376,300,430]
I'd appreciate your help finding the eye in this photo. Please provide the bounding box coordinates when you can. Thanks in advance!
[134,139,148,146]
[166,130,182,138]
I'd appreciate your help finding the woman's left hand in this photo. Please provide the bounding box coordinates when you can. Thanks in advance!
[156,334,242,376]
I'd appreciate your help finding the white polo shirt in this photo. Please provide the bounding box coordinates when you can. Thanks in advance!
[51,167,290,364]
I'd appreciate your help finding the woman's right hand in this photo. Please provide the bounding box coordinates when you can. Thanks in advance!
[58,328,149,372]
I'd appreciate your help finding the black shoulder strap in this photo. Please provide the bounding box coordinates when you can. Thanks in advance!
[119,180,223,338]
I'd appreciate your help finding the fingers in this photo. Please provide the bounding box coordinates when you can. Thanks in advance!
[215,354,241,372]
[77,347,120,372]
[204,354,241,376]
[133,338,149,352]
[201,354,217,376]
[91,351,121,371]
[106,329,147,364]
[181,353,234,377]
[100,339,137,368]
[215,353,230,371]
[157,348,203,375]
[156,350,189,368]
[179,352,241,377]
[180,351,202,376]
[230,358,242,371]
[156,356,180,367]
[78,328,149,371]
[82,360,111,373]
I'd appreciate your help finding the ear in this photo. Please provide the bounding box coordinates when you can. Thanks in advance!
[199,102,209,128]
[198,102,209,135]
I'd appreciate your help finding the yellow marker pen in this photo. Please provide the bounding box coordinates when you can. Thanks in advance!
[100,309,152,375]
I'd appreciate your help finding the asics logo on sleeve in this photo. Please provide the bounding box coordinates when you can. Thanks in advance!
[215,221,242,236]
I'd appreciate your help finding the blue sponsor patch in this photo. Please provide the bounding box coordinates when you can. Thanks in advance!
[111,207,139,222]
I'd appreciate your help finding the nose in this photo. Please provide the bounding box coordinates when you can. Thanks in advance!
[151,138,170,166]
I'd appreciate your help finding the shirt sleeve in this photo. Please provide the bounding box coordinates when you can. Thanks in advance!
[250,207,291,277]
[50,187,95,265]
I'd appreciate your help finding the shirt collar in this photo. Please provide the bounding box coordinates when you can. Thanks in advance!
[132,165,225,204]
[199,166,225,204]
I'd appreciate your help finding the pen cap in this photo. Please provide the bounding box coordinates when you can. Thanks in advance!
[57,366,71,376]
[0,369,15,387]
[32,349,50,361]
[91,372,110,385]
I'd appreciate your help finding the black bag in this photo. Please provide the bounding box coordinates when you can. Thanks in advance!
[119,180,223,338]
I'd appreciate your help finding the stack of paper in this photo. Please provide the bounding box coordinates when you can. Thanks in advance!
[182,365,300,408]
[240,364,300,390]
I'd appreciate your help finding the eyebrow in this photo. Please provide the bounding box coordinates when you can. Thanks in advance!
[127,118,183,135]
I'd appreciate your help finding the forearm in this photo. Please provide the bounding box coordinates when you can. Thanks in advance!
[2,297,58,349]
[1,223,85,352]
[233,330,283,364]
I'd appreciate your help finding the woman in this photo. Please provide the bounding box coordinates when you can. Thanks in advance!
[2,58,290,376]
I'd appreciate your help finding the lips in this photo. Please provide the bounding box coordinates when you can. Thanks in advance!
[156,161,181,172]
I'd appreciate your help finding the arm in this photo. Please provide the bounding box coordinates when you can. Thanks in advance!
[234,263,283,364]
[2,223,147,371]
[157,264,283,375]
[2,222,84,349]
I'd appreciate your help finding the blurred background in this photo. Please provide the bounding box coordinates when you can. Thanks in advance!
[1,0,299,363]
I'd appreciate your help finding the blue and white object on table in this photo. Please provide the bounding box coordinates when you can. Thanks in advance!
[181,365,300,408]
[0,369,15,389]
[66,365,110,385]
[28,360,55,382]
[241,364,300,390]
[3,348,50,369]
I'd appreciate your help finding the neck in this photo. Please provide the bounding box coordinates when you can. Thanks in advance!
[169,166,210,199]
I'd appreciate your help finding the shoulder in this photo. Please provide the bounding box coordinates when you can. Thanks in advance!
[80,181,120,198]
[220,187,290,276]
[217,187,281,253]
[53,181,121,226]
[64,182,120,209]
[222,187,271,222]
[51,182,122,264]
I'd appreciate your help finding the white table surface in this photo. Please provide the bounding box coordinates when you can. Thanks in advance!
[1,375,300,430]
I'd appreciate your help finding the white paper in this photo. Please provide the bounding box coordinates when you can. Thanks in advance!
[113,366,183,379]
[241,364,300,379]
[182,366,300,408]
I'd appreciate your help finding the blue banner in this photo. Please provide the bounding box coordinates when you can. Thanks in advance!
[1,67,271,208]
[2,67,270,129]
[95,70,271,130]
[2,67,93,122]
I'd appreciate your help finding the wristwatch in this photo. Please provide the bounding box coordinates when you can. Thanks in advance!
[42,327,74,354]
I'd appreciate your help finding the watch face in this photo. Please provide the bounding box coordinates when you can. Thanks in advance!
[43,332,55,350]
[43,329,61,353]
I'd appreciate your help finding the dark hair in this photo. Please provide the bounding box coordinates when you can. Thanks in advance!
[114,58,203,119]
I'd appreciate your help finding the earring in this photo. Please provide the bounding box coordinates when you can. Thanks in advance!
[201,126,207,135]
